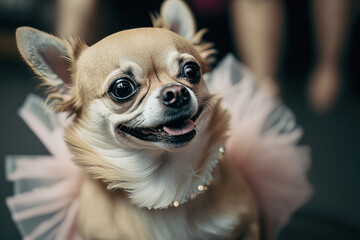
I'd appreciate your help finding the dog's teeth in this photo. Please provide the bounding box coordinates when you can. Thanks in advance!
[142,127,162,134]
[141,129,150,135]
[149,127,162,132]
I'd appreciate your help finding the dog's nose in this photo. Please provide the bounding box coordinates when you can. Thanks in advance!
[161,85,190,108]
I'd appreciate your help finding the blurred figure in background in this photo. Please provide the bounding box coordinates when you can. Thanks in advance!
[230,0,350,113]
[309,0,349,113]
[230,0,283,98]
[56,0,97,41]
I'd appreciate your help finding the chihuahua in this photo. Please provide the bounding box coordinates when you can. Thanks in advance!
[15,0,261,239]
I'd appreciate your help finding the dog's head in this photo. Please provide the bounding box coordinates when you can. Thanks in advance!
[16,0,229,208]
[16,0,217,150]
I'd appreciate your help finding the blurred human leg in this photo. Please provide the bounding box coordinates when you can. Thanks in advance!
[308,0,349,113]
[56,0,97,41]
[230,0,284,97]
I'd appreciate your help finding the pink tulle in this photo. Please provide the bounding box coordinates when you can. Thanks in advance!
[6,54,312,239]
[205,54,312,236]
[6,94,83,240]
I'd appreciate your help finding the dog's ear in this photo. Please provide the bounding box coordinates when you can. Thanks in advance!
[16,27,86,114]
[153,0,216,72]
[157,0,196,40]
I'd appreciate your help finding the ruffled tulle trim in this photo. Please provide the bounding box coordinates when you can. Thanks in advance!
[205,54,312,236]
[6,94,84,240]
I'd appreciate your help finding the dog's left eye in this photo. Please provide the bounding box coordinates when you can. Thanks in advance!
[108,78,138,102]
[181,62,201,84]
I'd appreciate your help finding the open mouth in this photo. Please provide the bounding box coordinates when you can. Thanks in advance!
[117,107,204,145]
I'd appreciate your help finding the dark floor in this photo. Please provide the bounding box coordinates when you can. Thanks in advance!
[278,78,360,240]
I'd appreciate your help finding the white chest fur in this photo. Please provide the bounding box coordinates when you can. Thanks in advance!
[78,160,258,240]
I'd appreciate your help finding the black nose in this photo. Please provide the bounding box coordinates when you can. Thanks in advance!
[161,85,191,108]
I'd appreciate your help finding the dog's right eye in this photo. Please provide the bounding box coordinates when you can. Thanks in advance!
[108,78,138,102]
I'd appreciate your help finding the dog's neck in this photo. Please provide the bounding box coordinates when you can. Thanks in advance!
[66,100,229,209]
[110,140,225,209]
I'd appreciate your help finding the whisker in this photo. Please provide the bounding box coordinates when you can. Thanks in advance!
[130,119,145,135]
[119,118,146,146]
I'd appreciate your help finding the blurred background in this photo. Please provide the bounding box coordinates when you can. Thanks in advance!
[1,0,360,239]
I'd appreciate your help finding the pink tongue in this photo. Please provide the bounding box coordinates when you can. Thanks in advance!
[163,119,195,136]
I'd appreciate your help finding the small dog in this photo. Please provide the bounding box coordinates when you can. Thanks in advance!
[16,0,261,239]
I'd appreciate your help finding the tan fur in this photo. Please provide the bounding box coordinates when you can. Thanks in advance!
[197,96,229,168]
[79,176,153,240]
[52,37,88,114]
[15,1,261,239]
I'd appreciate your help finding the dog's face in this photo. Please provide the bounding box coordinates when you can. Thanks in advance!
[16,0,215,152]
[76,28,212,150]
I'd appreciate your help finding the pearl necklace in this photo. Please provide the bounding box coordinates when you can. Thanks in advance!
[148,145,225,210]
